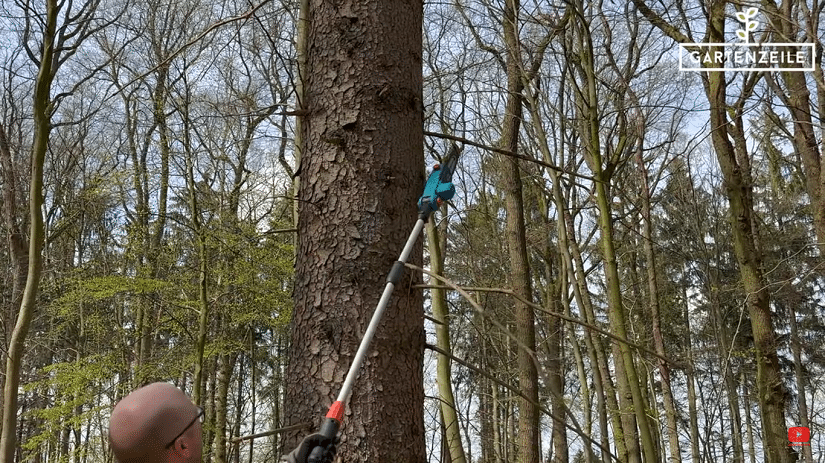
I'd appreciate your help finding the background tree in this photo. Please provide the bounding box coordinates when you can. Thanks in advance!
[425,210,467,463]
[0,0,115,457]
[631,1,796,460]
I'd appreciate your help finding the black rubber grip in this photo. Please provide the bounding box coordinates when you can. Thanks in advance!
[387,260,405,285]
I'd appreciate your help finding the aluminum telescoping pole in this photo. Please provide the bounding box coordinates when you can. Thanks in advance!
[337,217,425,405]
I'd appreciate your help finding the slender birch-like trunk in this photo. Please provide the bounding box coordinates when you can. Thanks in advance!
[426,216,467,463]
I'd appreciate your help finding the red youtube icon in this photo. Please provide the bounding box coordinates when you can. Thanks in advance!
[788,426,810,443]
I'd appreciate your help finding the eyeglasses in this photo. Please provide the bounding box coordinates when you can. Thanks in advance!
[165,407,204,449]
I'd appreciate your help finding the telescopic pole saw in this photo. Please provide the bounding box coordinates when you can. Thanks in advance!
[286,144,461,463]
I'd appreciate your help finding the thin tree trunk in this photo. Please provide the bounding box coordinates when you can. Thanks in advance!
[478,319,502,463]
[500,1,539,460]
[0,123,27,351]
[566,316,590,444]
[530,182,569,463]
[788,301,813,462]
[0,123,28,446]
[761,0,825,256]
[205,355,218,463]
[741,370,757,463]
[136,63,172,381]
[248,349,256,463]
[233,368,244,463]
[124,92,153,378]
[612,340,642,463]
[149,63,170,272]
[564,211,623,462]
[508,392,517,463]
[709,288,744,463]
[553,193,595,462]
[545,281,568,463]
[274,336,283,457]
[524,66,600,461]
[634,135,682,463]
[215,353,236,463]
[490,364,503,463]
[184,115,210,407]
[572,1,657,458]
[426,217,467,463]
[629,2,794,460]
[706,71,790,463]
[0,0,54,456]
[683,287,701,463]
[622,251,646,461]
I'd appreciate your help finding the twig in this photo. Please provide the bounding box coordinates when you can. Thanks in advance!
[423,130,595,184]
[231,423,310,444]
[426,343,619,462]
[106,0,273,102]
[412,279,685,369]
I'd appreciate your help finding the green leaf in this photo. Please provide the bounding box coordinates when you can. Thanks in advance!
[736,12,747,23]
[747,7,759,17]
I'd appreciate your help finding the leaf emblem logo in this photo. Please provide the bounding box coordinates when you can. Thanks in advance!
[735,7,759,43]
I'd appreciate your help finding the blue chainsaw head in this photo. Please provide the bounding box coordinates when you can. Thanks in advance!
[418,168,455,213]
[417,144,460,215]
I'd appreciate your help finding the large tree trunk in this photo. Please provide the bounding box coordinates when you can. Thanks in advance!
[283,1,426,461]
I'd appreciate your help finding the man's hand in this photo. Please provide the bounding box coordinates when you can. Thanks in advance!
[281,433,335,463]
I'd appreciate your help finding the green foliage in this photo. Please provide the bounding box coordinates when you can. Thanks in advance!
[21,352,119,458]
[210,219,294,331]
[54,275,171,309]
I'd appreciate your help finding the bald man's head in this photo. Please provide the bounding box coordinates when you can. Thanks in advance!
[109,382,202,463]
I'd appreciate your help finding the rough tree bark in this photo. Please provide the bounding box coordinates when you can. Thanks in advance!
[284,1,426,461]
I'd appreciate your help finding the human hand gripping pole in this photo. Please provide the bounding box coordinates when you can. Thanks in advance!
[281,144,461,463]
